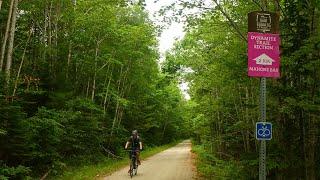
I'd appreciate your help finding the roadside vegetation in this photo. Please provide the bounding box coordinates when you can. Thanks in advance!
[166,0,320,179]
[1,0,319,179]
[0,1,189,179]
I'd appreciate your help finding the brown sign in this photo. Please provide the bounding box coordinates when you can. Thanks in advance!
[248,11,279,33]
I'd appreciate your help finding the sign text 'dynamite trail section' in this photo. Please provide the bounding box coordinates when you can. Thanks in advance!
[248,32,280,78]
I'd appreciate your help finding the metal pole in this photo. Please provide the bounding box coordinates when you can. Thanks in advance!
[259,78,267,180]
[262,0,267,11]
[259,1,267,180]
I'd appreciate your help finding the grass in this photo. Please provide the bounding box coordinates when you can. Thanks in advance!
[50,141,180,180]
[191,144,210,179]
[191,143,245,180]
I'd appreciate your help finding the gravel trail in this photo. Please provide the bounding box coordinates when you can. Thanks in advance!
[104,140,195,180]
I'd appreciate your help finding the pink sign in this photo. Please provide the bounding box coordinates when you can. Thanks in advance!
[248,32,280,78]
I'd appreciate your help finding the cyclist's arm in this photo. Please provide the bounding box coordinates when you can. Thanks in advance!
[125,141,130,149]
[139,142,142,150]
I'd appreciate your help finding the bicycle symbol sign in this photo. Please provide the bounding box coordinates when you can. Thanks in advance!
[256,122,272,140]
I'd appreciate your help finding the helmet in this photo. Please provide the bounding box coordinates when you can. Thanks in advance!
[132,130,138,135]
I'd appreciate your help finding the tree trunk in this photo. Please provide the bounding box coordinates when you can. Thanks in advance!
[43,3,48,65]
[66,42,72,79]
[117,83,131,129]
[91,43,99,102]
[104,65,113,114]
[86,79,90,98]
[5,0,18,85]
[117,107,124,128]
[161,122,168,142]
[12,30,32,97]
[110,100,120,136]
[306,113,317,180]
[215,89,223,156]
[100,64,110,106]
[116,65,130,128]
[54,2,59,48]
[298,110,307,179]
[48,1,54,77]
[110,66,124,136]
[0,0,15,71]
[245,86,250,152]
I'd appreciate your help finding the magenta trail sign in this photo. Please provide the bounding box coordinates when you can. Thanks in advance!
[248,32,280,78]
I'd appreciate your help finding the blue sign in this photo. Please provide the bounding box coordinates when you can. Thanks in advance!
[256,122,272,140]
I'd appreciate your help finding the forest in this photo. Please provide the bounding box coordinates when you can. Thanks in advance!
[0,0,320,179]
[0,0,189,179]
[164,0,320,179]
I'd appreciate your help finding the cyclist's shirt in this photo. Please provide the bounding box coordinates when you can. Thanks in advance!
[128,136,141,150]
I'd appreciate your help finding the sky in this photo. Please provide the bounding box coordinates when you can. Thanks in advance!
[145,0,185,55]
[144,0,213,100]
[145,0,190,99]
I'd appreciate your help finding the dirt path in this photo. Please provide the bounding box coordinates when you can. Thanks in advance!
[104,140,195,180]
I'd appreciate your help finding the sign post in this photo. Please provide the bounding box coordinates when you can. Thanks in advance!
[248,1,280,180]
[259,77,267,180]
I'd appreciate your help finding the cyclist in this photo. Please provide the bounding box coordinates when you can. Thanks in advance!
[125,130,143,166]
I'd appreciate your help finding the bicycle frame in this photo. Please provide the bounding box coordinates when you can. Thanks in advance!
[128,149,139,178]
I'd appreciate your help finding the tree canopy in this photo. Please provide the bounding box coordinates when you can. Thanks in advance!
[0,0,319,179]
[0,0,189,178]
[165,0,320,179]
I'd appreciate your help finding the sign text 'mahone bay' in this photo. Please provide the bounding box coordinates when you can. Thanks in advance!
[248,32,280,78]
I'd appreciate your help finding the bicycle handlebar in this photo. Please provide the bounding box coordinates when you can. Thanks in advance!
[124,149,142,151]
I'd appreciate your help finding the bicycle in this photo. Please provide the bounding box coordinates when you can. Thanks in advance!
[126,149,139,178]
[258,126,271,137]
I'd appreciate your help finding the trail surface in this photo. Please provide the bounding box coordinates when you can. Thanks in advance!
[104,140,195,180]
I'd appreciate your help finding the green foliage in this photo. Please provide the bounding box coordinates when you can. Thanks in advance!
[193,145,246,179]
[166,0,320,179]
[0,0,189,178]
[0,163,31,180]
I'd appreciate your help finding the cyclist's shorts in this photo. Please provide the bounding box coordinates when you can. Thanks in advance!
[128,150,139,159]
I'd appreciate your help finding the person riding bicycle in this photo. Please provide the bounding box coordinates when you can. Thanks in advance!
[125,130,142,166]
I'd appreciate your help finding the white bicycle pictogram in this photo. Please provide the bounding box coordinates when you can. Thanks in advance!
[258,126,271,137]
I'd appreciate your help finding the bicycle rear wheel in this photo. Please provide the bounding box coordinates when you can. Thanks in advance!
[131,156,137,177]
[134,164,138,175]
[129,162,133,178]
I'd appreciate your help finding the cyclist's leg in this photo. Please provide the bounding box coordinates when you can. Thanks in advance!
[128,162,131,173]
[128,159,131,173]
[136,151,141,165]
[128,151,132,173]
